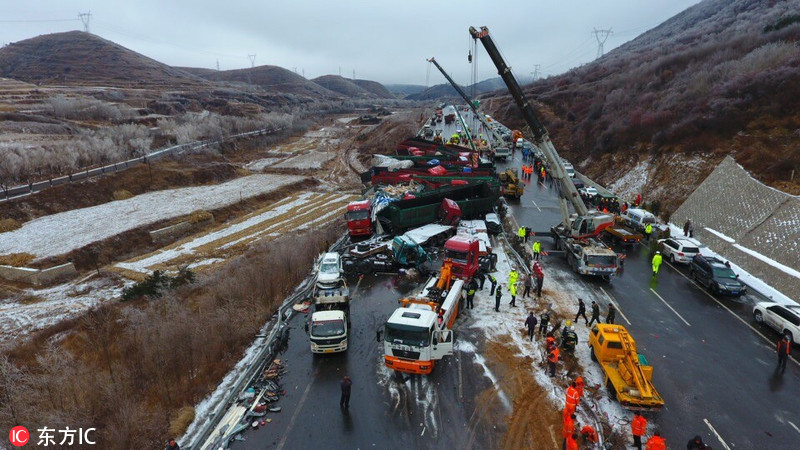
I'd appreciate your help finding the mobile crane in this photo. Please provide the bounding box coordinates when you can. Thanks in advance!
[469,26,618,280]
[427,57,510,159]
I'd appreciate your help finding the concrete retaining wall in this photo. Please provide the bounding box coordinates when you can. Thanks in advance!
[0,262,78,286]
[671,156,800,299]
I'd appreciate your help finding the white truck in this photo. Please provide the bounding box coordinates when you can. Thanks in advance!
[381,270,464,375]
[308,252,350,354]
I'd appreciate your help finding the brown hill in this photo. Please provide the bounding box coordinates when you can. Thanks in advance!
[202,65,339,98]
[178,67,219,78]
[483,0,800,214]
[311,75,375,98]
[352,79,395,99]
[0,31,206,88]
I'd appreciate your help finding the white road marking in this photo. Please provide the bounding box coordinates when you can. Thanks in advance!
[276,373,316,450]
[599,286,631,325]
[788,421,800,435]
[704,418,732,450]
[666,261,799,367]
[420,426,426,436]
[649,288,692,327]
[530,200,542,212]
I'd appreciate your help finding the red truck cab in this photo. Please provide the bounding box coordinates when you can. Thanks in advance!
[345,200,372,237]
[443,235,480,280]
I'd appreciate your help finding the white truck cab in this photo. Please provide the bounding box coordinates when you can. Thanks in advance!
[309,310,348,354]
[316,252,342,289]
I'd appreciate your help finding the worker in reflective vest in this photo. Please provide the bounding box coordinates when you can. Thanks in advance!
[644,223,653,240]
[651,251,663,277]
[565,382,580,414]
[532,240,542,260]
[631,412,647,450]
[548,346,559,377]
[581,425,599,446]
[645,432,666,450]
[575,376,585,399]
[517,226,525,242]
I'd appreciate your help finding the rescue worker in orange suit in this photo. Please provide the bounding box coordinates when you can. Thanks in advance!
[565,381,580,415]
[575,376,585,399]
[645,432,666,450]
[565,432,579,450]
[562,412,576,450]
[631,412,647,450]
[777,335,791,373]
[548,344,560,377]
[581,425,599,448]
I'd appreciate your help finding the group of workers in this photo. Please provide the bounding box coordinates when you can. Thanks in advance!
[561,376,600,449]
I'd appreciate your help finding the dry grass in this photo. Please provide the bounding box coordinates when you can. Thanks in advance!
[0,218,22,233]
[0,252,35,266]
[169,406,195,438]
[112,189,134,201]
[187,210,213,224]
[14,294,45,305]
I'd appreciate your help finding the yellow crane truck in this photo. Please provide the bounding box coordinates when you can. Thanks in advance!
[498,168,524,199]
[588,324,664,411]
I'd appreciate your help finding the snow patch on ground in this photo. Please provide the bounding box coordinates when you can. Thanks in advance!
[669,223,800,307]
[0,174,306,259]
[376,358,440,437]
[274,151,335,170]
[607,160,649,201]
[0,277,126,344]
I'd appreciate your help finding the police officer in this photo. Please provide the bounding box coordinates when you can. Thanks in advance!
[494,285,502,312]
[488,274,497,295]
[588,301,600,327]
[606,303,616,324]
[466,280,477,309]
[574,298,588,325]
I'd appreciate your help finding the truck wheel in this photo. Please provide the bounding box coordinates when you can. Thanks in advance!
[753,310,763,323]
[606,379,617,400]
[590,349,597,362]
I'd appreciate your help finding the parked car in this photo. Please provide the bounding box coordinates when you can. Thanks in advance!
[753,302,800,344]
[619,208,656,233]
[689,254,747,296]
[571,178,585,190]
[658,237,701,264]
[579,187,598,198]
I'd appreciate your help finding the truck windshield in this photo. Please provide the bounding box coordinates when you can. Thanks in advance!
[713,267,737,278]
[311,320,345,338]
[385,324,430,347]
[444,249,469,265]
[320,262,339,274]
[346,210,369,221]
[587,255,616,267]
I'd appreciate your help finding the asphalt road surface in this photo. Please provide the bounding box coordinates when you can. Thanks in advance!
[492,145,800,448]
[230,274,505,450]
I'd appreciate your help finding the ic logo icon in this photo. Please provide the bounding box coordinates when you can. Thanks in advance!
[9,426,29,446]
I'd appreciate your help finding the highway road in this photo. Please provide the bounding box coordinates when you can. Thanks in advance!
[224,107,798,449]
[490,146,800,448]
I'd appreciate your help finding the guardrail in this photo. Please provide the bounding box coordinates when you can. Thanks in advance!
[1,127,285,202]
[185,232,349,450]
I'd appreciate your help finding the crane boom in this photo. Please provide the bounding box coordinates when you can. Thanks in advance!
[468,26,589,219]
[427,57,504,147]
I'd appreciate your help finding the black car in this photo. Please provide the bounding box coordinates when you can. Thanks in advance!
[689,254,747,296]
[571,178,585,190]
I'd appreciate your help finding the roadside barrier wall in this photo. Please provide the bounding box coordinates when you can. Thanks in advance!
[0,262,78,286]
[671,156,800,300]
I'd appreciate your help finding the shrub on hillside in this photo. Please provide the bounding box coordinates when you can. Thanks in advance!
[121,268,195,301]
[0,219,22,233]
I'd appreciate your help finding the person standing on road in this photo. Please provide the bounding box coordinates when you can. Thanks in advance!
[532,240,542,260]
[645,432,666,450]
[683,219,692,237]
[525,312,538,341]
[508,282,517,307]
[777,335,791,373]
[488,274,497,295]
[565,381,580,415]
[588,301,600,327]
[687,435,706,450]
[494,285,503,312]
[508,268,519,289]
[565,432,579,450]
[476,270,486,290]
[574,298,588,325]
[523,273,532,298]
[652,251,663,277]
[606,303,616,324]
[466,283,476,310]
[631,412,647,450]
[688,220,694,238]
[517,226,526,244]
[533,262,545,297]
[562,412,576,449]
[539,311,551,336]
[644,223,653,241]
[340,375,352,409]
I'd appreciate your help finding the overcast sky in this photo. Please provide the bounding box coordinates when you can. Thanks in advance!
[1,0,701,86]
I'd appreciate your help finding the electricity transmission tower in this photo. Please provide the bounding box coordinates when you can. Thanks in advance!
[78,11,92,33]
[592,28,613,58]
[532,64,541,81]
[248,54,256,68]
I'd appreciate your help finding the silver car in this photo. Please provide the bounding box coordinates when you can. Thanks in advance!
[753,302,800,344]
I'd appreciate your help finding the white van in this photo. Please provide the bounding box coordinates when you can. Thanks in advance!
[620,208,656,233]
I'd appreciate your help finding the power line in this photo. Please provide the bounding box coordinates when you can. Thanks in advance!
[592,28,613,58]
[78,11,92,33]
